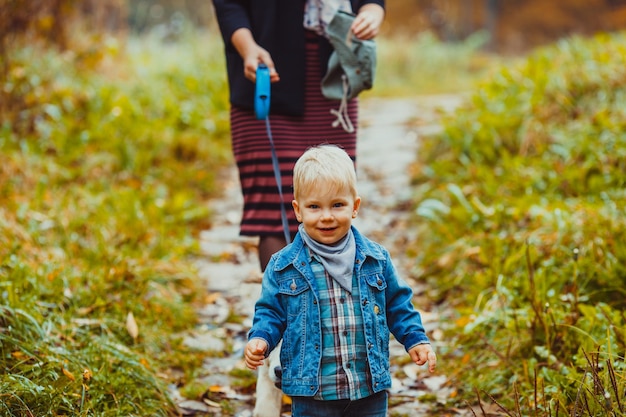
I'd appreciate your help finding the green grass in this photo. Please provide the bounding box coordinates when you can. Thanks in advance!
[409,31,626,416]
[0,28,231,416]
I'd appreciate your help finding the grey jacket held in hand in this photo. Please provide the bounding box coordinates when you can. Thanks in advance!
[322,10,376,100]
[248,226,430,397]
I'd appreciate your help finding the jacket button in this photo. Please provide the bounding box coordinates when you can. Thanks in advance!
[377,279,382,285]
[362,299,368,306]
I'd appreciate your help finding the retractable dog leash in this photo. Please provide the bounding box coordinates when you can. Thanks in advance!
[255,64,291,244]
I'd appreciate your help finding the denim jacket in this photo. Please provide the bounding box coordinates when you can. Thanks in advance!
[248,226,430,397]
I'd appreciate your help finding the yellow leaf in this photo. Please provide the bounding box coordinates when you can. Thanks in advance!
[205,292,221,304]
[140,357,150,369]
[82,368,92,381]
[63,367,76,381]
[126,312,139,340]
[455,316,471,327]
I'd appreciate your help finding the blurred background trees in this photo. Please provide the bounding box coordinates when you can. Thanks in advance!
[3,0,626,55]
[387,0,626,52]
[3,0,625,134]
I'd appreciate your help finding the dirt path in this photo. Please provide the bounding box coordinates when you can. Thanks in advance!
[175,95,466,416]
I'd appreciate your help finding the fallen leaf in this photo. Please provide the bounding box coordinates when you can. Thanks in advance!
[204,292,221,304]
[202,398,222,408]
[126,312,139,340]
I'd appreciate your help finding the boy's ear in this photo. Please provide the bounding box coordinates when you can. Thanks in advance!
[352,196,361,217]
[292,200,301,221]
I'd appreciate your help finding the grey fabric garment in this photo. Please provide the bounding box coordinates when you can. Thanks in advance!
[303,0,352,36]
[321,10,376,101]
[298,224,356,292]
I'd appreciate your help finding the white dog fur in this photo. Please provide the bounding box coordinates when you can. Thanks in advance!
[252,340,283,417]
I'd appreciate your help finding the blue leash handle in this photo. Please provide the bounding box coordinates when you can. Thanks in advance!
[255,64,291,244]
[255,64,271,120]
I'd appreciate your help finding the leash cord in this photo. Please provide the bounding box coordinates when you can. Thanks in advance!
[264,115,292,245]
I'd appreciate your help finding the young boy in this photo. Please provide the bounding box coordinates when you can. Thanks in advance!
[244,145,436,416]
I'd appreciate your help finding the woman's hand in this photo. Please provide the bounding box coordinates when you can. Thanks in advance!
[231,28,280,83]
[352,4,385,40]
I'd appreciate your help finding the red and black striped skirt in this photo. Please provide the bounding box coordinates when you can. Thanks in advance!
[230,33,358,238]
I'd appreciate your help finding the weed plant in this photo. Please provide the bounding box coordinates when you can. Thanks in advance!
[411,31,626,415]
[0,28,230,416]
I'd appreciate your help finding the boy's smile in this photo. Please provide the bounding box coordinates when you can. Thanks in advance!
[292,182,361,245]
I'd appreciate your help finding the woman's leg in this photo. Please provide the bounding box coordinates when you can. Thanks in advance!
[258,235,286,271]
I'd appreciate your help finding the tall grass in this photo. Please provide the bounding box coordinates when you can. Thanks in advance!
[0,28,230,416]
[410,31,626,415]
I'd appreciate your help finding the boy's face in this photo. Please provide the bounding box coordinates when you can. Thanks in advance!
[292,181,361,245]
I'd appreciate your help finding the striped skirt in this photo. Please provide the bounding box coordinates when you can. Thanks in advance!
[231,32,358,238]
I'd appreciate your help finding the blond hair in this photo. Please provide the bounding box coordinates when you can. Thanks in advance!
[292,144,357,201]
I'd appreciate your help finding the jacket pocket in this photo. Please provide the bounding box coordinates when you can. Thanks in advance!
[278,277,310,318]
[365,273,387,291]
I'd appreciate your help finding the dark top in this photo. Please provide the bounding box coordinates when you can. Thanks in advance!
[212,0,385,116]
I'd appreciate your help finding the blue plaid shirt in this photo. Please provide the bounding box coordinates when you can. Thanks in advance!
[310,251,374,401]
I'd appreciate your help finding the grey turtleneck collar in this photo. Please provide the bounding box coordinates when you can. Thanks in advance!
[298,224,356,292]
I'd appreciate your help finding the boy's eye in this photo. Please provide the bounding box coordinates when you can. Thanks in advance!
[333,202,345,208]
[308,204,319,209]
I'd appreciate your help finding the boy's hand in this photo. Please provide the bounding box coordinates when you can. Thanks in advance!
[244,339,268,370]
[409,343,437,373]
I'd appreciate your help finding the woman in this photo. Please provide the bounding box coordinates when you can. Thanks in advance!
[212,0,385,271]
